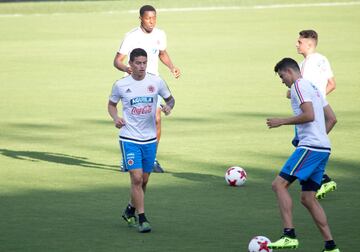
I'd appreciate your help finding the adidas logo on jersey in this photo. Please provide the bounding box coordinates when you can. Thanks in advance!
[125,88,132,93]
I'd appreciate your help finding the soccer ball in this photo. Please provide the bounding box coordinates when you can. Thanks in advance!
[225,166,247,186]
[248,236,272,252]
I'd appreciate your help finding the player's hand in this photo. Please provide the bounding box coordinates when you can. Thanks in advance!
[171,67,181,79]
[160,104,172,116]
[114,117,126,128]
[126,66,133,75]
[266,118,283,128]
[286,89,291,99]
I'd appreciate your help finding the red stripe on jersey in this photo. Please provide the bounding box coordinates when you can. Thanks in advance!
[294,79,305,103]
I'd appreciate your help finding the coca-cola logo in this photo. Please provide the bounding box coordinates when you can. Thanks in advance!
[131,105,152,115]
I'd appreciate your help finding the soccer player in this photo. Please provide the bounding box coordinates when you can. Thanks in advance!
[108,48,175,233]
[296,30,337,199]
[114,5,180,173]
[266,58,339,252]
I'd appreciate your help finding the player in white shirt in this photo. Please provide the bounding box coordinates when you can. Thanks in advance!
[267,58,339,252]
[296,30,337,199]
[108,48,175,233]
[297,30,336,98]
[114,5,180,172]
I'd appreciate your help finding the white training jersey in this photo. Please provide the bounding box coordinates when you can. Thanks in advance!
[299,52,334,99]
[290,78,331,152]
[118,27,167,76]
[109,74,171,144]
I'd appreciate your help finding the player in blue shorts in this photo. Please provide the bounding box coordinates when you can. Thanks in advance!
[266,58,339,252]
[114,5,181,173]
[289,30,338,199]
[108,48,175,233]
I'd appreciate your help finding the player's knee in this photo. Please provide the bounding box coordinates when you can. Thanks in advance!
[271,179,281,192]
[271,181,279,192]
[271,177,289,193]
[142,177,149,187]
[300,193,314,208]
[132,174,143,187]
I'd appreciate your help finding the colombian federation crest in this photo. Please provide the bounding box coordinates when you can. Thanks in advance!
[148,85,155,93]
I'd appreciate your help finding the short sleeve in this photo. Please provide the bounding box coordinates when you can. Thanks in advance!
[158,30,167,51]
[118,28,137,55]
[158,78,171,99]
[109,82,121,103]
[293,80,312,105]
[118,37,130,55]
[320,57,334,80]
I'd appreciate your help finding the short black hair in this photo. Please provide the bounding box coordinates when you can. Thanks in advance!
[129,48,147,62]
[274,58,300,73]
[139,5,156,17]
[299,29,318,44]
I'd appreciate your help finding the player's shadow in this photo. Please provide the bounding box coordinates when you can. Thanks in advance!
[0,148,119,172]
[170,172,222,183]
[78,119,112,125]
[165,116,217,123]
[224,111,289,119]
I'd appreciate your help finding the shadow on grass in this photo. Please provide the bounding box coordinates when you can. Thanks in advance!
[162,156,278,186]
[223,111,289,119]
[81,117,218,126]
[79,119,112,125]
[4,122,67,130]
[79,112,288,128]
[170,172,222,182]
[0,148,119,172]
[0,151,359,252]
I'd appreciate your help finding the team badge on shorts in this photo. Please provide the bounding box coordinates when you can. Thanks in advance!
[127,159,134,166]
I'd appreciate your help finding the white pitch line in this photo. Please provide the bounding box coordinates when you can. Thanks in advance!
[130,1,360,13]
[1,1,360,17]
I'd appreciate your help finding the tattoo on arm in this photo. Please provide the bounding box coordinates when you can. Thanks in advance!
[164,96,175,109]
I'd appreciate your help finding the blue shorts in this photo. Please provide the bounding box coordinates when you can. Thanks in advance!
[119,141,157,173]
[280,148,330,191]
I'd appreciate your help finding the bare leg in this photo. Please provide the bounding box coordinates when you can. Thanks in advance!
[153,108,165,173]
[272,176,294,229]
[129,169,145,214]
[301,191,333,241]
[142,172,150,194]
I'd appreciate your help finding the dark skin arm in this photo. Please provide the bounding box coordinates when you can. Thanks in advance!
[323,104,337,134]
[113,53,132,74]
[159,50,181,78]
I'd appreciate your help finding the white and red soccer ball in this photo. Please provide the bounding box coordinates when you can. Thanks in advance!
[225,166,247,186]
[248,236,272,252]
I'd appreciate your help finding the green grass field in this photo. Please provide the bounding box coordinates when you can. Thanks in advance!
[1,0,360,251]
